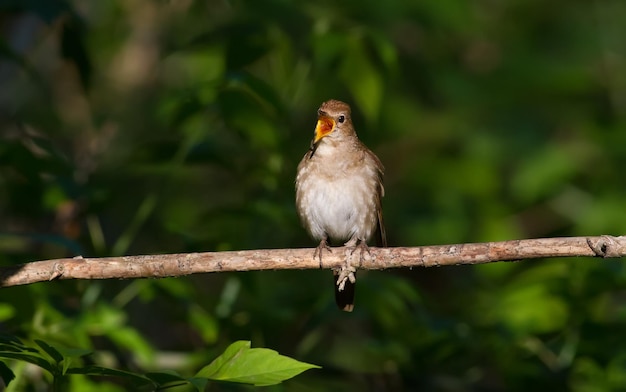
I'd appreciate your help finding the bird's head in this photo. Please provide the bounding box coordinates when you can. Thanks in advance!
[312,99,354,145]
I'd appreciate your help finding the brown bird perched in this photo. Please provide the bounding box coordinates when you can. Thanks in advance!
[295,99,386,312]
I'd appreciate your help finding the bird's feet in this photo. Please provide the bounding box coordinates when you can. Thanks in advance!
[313,237,332,268]
[344,237,372,264]
[335,258,356,292]
[335,238,369,292]
[349,240,372,263]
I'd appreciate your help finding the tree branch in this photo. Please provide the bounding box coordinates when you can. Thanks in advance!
[1,235,625,288]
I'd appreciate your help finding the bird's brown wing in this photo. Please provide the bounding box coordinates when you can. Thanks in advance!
[376,208,387,247]
[367,149,387,248]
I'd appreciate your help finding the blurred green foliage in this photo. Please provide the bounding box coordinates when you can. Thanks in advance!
[1,0,626,390]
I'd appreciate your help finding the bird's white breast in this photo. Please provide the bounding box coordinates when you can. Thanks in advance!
[296,146,379,244]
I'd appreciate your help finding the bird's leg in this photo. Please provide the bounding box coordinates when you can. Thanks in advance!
[335,237,365,292]
[313,234,332,268]
[349,239,372,263]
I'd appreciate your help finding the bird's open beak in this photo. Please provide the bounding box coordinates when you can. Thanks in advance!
[313,116,335,143]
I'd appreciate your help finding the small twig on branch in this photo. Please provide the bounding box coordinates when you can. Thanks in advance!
[1,235,624,288]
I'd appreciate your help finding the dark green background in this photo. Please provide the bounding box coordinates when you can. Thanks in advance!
[1,0,626,390]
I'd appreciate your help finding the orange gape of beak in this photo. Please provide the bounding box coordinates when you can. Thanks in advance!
[314,116,335,143]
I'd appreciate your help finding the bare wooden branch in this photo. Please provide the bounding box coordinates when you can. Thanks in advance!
[1,235,625,288]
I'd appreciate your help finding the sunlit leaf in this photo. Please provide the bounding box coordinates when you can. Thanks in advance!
[195,341,320,386]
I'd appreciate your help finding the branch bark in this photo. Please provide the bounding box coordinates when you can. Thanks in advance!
[1,235,625,288]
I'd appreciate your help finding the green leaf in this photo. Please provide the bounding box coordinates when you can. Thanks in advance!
[0,351,55,373]
[57,347,93,374]
[0,334,23,346]
[195,341,320,386]
[67,365,156,388]
[55,347,93,360]
[144,370,186,384]
[0,361,15,387]
[187,376,209,391]
[0,334,38,355]
[34,339,64,364]
[0,338,106,383]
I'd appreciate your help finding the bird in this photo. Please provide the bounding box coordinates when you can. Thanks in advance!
[295,99,386,312]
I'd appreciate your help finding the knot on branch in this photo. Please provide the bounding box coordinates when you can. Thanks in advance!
[586,235,626,258]
[49,262,65,280]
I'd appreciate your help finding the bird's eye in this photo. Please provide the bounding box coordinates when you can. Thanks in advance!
[337,115,345,123]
